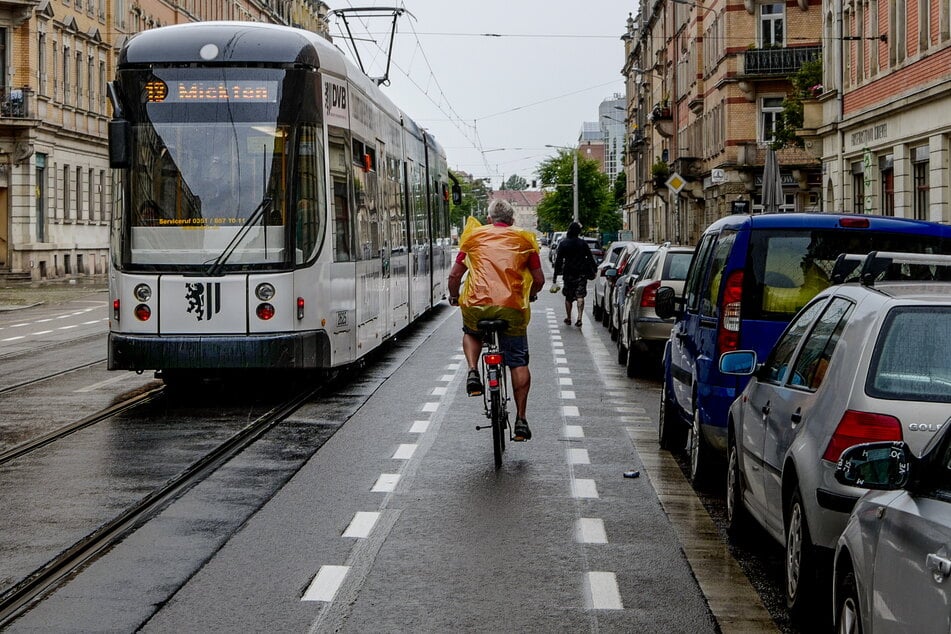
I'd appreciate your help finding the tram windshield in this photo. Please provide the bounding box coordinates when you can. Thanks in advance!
[117,67,324,270]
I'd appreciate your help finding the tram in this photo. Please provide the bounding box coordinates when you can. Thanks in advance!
[106,22,452,380]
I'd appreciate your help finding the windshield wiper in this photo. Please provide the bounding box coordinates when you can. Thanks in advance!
[204,197,272,277]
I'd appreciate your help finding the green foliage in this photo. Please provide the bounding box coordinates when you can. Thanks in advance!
[448,171,490,230]
[771,58,823,150]
[501,174,528,191]
[536,149,615,233]
[613,170,626,208]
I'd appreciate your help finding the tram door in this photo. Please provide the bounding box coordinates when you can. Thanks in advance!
[327,129,355,362]
[352,137,383,350]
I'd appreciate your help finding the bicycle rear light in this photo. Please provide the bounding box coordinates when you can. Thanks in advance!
[484,353,503,365]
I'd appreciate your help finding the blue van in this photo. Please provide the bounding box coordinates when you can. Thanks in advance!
[654,213,951,485]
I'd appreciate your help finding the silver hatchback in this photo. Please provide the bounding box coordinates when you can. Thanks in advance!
[720,253,951,618]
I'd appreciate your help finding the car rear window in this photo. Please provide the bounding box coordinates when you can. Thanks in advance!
[746,229,949,321]
[663,252,693,281]
[867,306,951,403]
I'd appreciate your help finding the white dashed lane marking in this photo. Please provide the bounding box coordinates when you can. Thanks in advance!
[568,448,590,465]
[342,512,381,539]
[576,518,608,544]
[564,425,584,438]
[586,571,623,610]
[392,444,417,460]
[371,474,400,493]
[302,565,350,602]
[562,405,579,417]
[421,402,439,412]
[571,479,599,499]
[409,420,430,433]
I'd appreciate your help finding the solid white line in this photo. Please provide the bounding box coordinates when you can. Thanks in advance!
[74,373,133,393]
[560,390,576,400]
[342,512,380,538]
[572,479,599,498]
[371,474,400,492]
[562,405,580,417]
[559,378,573,386]
[33,330,53,335]
[576,518,608,544]
[586,571,623,609]
[302,565,350,602]
[431,387,447,396]
[409,420,430,433]
[564,425,584,438]
[568,448,590,465]
[422,402,438,412]
[392,444,417,460]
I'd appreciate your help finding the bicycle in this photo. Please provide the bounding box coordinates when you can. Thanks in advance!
[473,318,510,468]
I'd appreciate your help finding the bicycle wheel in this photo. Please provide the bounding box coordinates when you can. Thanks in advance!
[490,386,504,468]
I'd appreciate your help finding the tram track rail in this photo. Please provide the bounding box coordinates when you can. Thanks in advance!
[0,382,324,627]
[0,359,109,397]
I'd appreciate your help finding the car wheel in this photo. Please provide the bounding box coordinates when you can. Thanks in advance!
[658,383,686,450]
[835,567,862,634]
[726,436,751,538]
[687,408,714,487]
[625,339,639,378]
[617,333,627,365]
[785,487,818,619]
[592,302,602,321]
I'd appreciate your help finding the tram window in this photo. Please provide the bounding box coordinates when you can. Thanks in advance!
[295,125,326,263]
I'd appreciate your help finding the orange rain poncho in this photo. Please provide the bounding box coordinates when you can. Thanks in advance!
[458,216,540,336]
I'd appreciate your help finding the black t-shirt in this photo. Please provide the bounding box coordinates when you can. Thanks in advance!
[554,236,596,278]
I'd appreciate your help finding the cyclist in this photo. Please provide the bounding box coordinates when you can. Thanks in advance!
[447,199,544,441]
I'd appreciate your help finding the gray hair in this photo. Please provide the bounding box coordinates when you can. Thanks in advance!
[487,199,515,225]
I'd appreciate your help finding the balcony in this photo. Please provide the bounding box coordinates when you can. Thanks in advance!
[741,46,821,77]
[0,88,34,122]
[0,0,41,26]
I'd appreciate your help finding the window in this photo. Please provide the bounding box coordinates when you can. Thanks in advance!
[913,146,929,220]
[762,299,826,384]
[63,165,70,220]
[75,50,83,107]
[789,297,853,390]
[852,161,865,214]
[880,155,894,216]
[329,135,353,262]
[38,32,47,96]
[760,3,785,47]
[87,55,94,111]
[868,307,951,402]
[52,42,58,99]
[63,45,70,103]
[761,97,784,143]
[684,233,716,313]
[294,125,326,263]
[76,166,83,220]
[88,168,95,221]
[99,169,106,222]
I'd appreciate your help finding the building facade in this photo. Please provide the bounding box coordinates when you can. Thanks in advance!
[0,0,329,280]
[489,188,542,234]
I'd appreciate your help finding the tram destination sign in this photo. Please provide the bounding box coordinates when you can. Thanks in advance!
[144,80,278,103]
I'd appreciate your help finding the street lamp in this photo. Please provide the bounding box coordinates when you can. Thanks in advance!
[545,144,579,223]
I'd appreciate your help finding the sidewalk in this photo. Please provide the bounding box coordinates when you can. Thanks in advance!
[0,277,108,312]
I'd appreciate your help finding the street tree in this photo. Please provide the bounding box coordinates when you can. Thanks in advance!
[536,150,615,232]
[449,171,491,231]
[501,174,528,191]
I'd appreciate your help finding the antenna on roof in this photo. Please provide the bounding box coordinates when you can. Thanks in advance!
[327,6,414,86]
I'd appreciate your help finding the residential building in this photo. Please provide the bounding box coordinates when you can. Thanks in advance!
[0,0,329,280]
[489,188,542,233]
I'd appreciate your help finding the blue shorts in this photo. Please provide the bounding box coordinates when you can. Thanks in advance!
[462,325,530,368]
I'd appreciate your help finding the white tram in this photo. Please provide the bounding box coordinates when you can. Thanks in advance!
[106,22,452,380]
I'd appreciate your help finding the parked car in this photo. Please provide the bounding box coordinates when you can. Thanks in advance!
[833,416,951,633]
[548,231,567,264]
[583,237,604,264]
[607,243,660,340]
[719,252,951,617]
[654,212,951,486]
[617,244,695,377]
[592,240,635,322]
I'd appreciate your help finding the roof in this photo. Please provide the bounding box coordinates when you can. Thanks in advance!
[490,190,543,206]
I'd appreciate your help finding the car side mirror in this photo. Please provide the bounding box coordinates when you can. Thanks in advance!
[451,184,462,206]
[719,350,758,375]
[109,119,131,169]
[654,286,681,319]
[605,268,618,280]
[834,441,912,490]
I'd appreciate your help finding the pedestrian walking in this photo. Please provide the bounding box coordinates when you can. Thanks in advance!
[552,221,597,327]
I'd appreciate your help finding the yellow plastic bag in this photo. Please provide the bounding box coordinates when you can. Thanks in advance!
[458,216,539,336]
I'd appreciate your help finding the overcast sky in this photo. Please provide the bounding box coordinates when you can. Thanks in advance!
[326,1,635,188]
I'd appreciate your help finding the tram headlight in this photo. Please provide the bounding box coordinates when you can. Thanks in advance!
[255,283,276,301]
[133,283,152,302]
[134,304,152,321]
[256,303,275,320]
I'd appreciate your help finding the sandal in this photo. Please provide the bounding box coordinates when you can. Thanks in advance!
[513,418,532,441]
[575,319,583,327]
[466,369,483,397]
[563,318,572,325]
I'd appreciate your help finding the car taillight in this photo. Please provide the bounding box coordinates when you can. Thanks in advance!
[640,281,661,308]
[839,217,870,228]
[484,353,503,365]
[717,270,743,353]
[822,410,902,462]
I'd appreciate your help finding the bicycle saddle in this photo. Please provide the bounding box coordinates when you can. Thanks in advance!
[477,319,509,333]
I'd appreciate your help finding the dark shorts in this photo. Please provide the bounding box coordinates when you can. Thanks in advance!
[562,275,588,301]
[462,325,530,368]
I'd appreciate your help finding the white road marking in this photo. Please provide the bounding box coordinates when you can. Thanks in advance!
[568,448,590,465]
[439,374,454,382]
[431,387,447,396]
[576,518,607,544]
[74,373,133,392]
[422,402,439,412]
[557,367,570,374]
[586,571,623,609]
[371,474,400,492]
[58,325,78,330]
[564,425,584,438]
[446,363,461,370]
[616,406,647,414]
[82,320,100,325]
[451,354,465,360]
[392,444,417,460]
[559,378,573,386]
[560,390,576,400]
[302,565,350,602]
[555,357,567,365]
[1,336,25,342]
[571,479,599,498]
[33,330,53,335]
[9,323,29,328]
[56,315,70,319]
[409,420,430,433]
[36,318,53,323]
[562,405,580,417]
[342,512,380,539]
